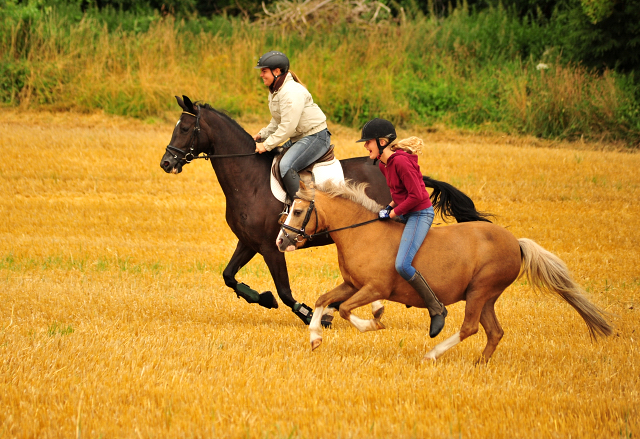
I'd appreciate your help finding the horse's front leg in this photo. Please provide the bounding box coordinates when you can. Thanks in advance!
[223,241,278,309]
[320,301,385,329]
[310,283,358,350]
[260,245,315,324]
[338,284,388,333]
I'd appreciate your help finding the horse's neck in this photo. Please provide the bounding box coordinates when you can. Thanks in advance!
[318,194,379,248]
[205,112,272,200]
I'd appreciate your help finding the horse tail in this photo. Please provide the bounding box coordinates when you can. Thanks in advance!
[517,238,613,340]
[423,176,493,223]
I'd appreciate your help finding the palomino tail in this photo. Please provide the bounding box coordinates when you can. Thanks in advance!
[518,238,613,340]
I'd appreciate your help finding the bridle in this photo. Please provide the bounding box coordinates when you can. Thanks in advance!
[165,105,258,163]
[280,199,318,243]
[280,195,382,244]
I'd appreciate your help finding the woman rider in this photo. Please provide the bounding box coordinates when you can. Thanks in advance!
[357,118,447,338]
[253,51,331,201]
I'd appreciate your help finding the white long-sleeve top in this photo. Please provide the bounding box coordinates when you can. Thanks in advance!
[258,72,328,151]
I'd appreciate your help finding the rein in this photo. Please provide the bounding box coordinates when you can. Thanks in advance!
[165,106,258,163]
[280,197,382,242]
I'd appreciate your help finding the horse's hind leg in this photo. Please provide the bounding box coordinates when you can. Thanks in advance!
[477,298,504,363]
[423,291,486,362]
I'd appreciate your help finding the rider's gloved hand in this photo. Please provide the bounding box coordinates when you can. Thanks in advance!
[383,205,392,213]
[378,208,391,221]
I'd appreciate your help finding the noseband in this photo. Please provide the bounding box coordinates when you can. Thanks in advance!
[165,105,258,163]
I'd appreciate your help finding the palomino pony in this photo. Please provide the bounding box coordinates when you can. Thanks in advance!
[276,181,613,362]
[160,96,492,325]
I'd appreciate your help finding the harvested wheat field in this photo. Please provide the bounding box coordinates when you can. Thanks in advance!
[1,109,638,438]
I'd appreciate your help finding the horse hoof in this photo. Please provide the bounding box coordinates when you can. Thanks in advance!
[375,319,386,330]
[321,315,333,329]
[258,291,278,309]
[311,338,322,351]
[373,305,385,320]
[422,353,437,363]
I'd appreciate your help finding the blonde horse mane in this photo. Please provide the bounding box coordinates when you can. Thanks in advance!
[296,180,383,214]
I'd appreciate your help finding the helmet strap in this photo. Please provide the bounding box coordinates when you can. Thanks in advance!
[269,68,287,92]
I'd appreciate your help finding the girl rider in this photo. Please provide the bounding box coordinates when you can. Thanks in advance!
[253,51,331,201]
[357,118,448,338]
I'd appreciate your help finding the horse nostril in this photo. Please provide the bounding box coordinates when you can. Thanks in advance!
[162,161,170,168]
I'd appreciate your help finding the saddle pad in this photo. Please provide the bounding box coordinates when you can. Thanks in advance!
[270,157,345,203]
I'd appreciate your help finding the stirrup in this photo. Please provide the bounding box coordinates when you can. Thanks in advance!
[278,203,291,225]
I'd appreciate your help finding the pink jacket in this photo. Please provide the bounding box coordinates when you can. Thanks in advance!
[379,150,432,216]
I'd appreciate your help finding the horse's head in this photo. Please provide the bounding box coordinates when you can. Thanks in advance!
[276,184,319,252]
[160,95,209,174]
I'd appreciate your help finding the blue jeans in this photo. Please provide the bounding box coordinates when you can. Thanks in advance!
[279,129,331,178]
[395,206,435,280]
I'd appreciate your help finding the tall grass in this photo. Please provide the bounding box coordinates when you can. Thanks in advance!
[1,109,639,438]
[0,2,638,144]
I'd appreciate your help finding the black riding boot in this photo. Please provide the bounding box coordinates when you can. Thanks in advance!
[407,270,448,338]
[282,169,301,200]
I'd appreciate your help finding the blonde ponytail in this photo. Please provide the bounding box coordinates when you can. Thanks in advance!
[391,136,423,154]
[289,70,306,88]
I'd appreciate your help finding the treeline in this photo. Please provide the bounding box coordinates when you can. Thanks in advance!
[1,0,638,145]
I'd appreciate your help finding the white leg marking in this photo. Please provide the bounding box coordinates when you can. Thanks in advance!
[371,300,384,319]
[309,306,324,350]
[349,314,386,333]
[423,331,462,362]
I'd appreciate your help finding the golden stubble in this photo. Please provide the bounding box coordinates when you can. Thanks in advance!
[0,109,638,438]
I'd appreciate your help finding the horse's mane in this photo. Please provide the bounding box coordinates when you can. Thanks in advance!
[196,102,255,144]
[297,180,383,214]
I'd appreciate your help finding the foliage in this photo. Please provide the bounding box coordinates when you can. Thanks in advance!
[0,0,638,145]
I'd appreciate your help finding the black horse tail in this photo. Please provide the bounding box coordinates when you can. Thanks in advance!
[423,176,493,223]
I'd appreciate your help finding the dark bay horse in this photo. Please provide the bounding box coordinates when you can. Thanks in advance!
[160,95,492,324]
[276,181,613,361]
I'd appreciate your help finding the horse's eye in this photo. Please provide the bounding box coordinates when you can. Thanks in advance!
[293,209,303,217]
[180,125,189,133]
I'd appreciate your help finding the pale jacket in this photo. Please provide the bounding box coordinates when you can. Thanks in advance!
[258,72,328,151]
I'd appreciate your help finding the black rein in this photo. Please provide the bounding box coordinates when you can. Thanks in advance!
[280,199,382,242]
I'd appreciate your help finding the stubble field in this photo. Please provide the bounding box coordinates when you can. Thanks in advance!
[0,109,638,438]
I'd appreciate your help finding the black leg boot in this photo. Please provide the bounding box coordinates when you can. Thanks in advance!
[407,270,448,338]
[282,169,301,200]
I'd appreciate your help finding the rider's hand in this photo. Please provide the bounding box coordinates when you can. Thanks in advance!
[253,133,262,142]
[255,143,267,154]
[378,208,391,221]
[384,205,392,213]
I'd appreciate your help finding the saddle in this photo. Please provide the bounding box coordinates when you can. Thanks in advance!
[271,145,336,191]
[270,145,343,206]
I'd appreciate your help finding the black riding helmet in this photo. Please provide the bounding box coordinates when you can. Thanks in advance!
[255,51,290,76]
[356,118,397,155]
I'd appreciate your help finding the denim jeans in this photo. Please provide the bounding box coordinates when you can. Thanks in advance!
[279,129,331,178]
[395,206,435,280]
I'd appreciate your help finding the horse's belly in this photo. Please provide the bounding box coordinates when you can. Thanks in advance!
[413,223,520,303]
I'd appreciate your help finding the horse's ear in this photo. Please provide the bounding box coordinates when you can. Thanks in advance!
[183,95,195,113]
[175,95,186,111]
[299,181,307,190]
